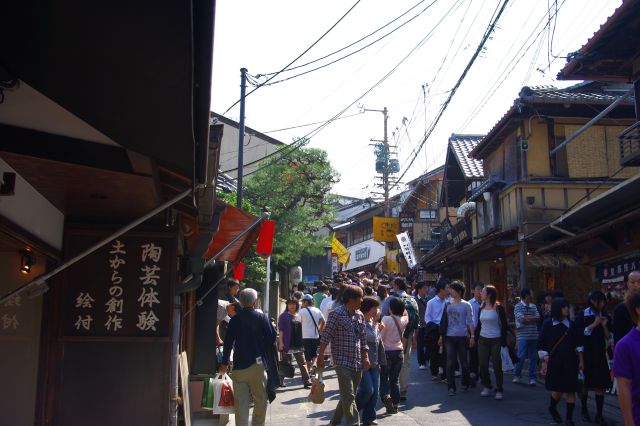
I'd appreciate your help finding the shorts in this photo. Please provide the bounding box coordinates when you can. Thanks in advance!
[303,338,320,361]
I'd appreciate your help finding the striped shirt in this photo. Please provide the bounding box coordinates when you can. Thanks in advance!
[320,304,368,371]
[514,301,539,340]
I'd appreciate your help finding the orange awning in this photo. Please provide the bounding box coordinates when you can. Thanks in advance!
[203,203,261,264]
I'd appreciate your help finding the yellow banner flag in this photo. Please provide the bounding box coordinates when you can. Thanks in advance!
[331,235,350,265]
[373,216,400,242]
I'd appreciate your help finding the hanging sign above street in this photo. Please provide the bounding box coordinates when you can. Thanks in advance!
[396,232,417,269]
[373,216,400,242]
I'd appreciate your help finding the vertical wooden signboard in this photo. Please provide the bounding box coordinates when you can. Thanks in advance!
[55,230,177,426]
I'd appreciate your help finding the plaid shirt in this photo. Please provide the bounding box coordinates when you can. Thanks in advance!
[320,304,368,371]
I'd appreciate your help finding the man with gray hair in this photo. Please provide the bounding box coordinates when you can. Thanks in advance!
[613,270,640,346]
[219,288,277,426]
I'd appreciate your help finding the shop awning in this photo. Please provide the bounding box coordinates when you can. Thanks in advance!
[203,204,262,264]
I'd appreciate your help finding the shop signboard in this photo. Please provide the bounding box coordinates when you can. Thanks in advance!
[596,256,639,280]
[373,216,400,242]
[444,217,472,248]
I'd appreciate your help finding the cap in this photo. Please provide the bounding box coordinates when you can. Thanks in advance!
[302,294,313,302]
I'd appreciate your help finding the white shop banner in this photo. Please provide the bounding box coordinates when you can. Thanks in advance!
[396,232,417,269]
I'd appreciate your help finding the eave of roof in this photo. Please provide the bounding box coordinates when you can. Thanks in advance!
[210,112,286,147]
[558,0,640,81]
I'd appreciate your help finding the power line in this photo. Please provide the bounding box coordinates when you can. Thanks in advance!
[256,0,440,87]
[231,0,465,181]
[257,0,430,77]
[262,111,365,134]
[221,0,362,116]
[396,0,511,185]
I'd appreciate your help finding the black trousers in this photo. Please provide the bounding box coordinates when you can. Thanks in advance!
[416,327,429,366]
[469,344,479,378]
[425,324,446,378]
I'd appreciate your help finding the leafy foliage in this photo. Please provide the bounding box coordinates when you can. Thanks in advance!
[244,143,339,267]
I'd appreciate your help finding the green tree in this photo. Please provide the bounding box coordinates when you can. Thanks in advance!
[245,143,339,267]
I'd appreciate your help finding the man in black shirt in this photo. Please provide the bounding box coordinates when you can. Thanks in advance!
[219,288,276,426]
[223,279,241,304]
[613,271,640,346]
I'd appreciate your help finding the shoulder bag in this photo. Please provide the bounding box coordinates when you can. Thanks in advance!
[306,307,321,338]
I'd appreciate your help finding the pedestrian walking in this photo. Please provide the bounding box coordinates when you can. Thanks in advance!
[300,294,325,372]
[575,291,612,425]
[356,296,386,425]
[223,279,241,304]
[380,297,408,413]
[613,270,640,345]
[317,285,370,426]
[538,298,584,426]
[613,288,640,426]
[513,288,540,386]
[425,280,450,382]
[219,288,277,426]
[414,281,431,370]
[475,284,508,400]
[468,282,484,385]
[277,298,311,388]
[313,282,329,310]
[439,281,474,396]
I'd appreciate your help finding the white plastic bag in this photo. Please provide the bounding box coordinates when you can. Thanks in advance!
[501,346,515,372]
[211,373,235,415]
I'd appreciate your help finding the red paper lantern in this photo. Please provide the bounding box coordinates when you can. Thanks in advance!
[233,262,245,281]
[256,219,276,257]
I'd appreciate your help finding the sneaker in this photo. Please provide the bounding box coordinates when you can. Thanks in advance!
[448,388,456,396]
[438,367,444,375]
[470,372,477,380]
[419,364,427,370]
[528,379,536,386]
[512,376,521,384]
[495,392,503,400]
[431,375,440,381]
[480,387,492,397]
[462,386,469,392]
[455,370,462,378]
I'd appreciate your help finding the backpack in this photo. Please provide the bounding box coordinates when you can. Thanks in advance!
[398,295,419,337]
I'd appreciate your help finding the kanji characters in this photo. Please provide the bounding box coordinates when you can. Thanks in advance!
[139,264,161,286]
[141,243,162,263]
[105,315,123,331]
[75,292,95,309]
[137,287,160,308]
[74,314,93,331]
[1,314,19,330]
[136,310,159,331]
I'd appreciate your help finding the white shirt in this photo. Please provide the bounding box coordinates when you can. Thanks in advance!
[469,298,481,329]
[425,295,447,325]
[320,297,334,320]
[299,306,325,339]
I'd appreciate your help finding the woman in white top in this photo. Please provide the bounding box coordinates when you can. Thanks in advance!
[379,297,408,413]
[474,285,508,400]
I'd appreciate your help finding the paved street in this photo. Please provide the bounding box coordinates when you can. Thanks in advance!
[224,352,623,426]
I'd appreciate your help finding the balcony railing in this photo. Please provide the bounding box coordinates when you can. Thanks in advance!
[619,121,640,166]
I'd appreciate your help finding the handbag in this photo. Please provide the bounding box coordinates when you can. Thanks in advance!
[539,330,569,377]
[501,346,515,372]
[201,376,214,409]
[211,374,235,415]
[278,352,295,378]
[308,368,325,404]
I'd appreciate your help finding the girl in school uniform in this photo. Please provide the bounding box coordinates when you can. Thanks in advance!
[538,298,584,426]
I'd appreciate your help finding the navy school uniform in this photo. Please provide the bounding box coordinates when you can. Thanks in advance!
[575,308,612,390]
[538,318,582,392]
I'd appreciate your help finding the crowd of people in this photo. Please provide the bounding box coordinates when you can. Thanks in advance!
[217,269,640,426]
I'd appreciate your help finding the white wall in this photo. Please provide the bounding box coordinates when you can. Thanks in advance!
[345,238,386,271]
[0,158,64,249]
[217,124,283,178]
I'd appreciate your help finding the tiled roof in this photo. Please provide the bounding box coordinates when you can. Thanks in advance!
[518,82,635,105]
[449,134,484,178]
[470,81,635,159]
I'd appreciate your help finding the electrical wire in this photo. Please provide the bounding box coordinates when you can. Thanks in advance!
[227,0,465,180]
[257,0,430,77]
[257,0,440,87]
[396,0,511,186]
[221,0,362,115]
[262,111,365,134]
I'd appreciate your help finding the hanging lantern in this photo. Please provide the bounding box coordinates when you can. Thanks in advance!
[256,219,276,258]
[233,262,245,281]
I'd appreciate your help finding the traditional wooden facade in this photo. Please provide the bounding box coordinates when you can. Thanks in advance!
[422,83,638,306]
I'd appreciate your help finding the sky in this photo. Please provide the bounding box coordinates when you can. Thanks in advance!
[211,0,621,199]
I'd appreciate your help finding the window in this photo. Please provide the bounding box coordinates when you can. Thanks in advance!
[476,193,500,236]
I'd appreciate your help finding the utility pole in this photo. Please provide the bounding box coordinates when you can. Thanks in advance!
[237,67,247,208]
[365,107,392,217]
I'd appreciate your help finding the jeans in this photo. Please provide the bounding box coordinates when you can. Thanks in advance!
[385,350,403,404]
[400,333,413,393]
[416,327,429,366]
[445,336,470,391]
[478,337,504,392]
[469,344,479,379]
[426,325,446,378]
[332,366,363,426]
[231,363,268,426]
[356,367,380,424]
[514,338,538,380]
